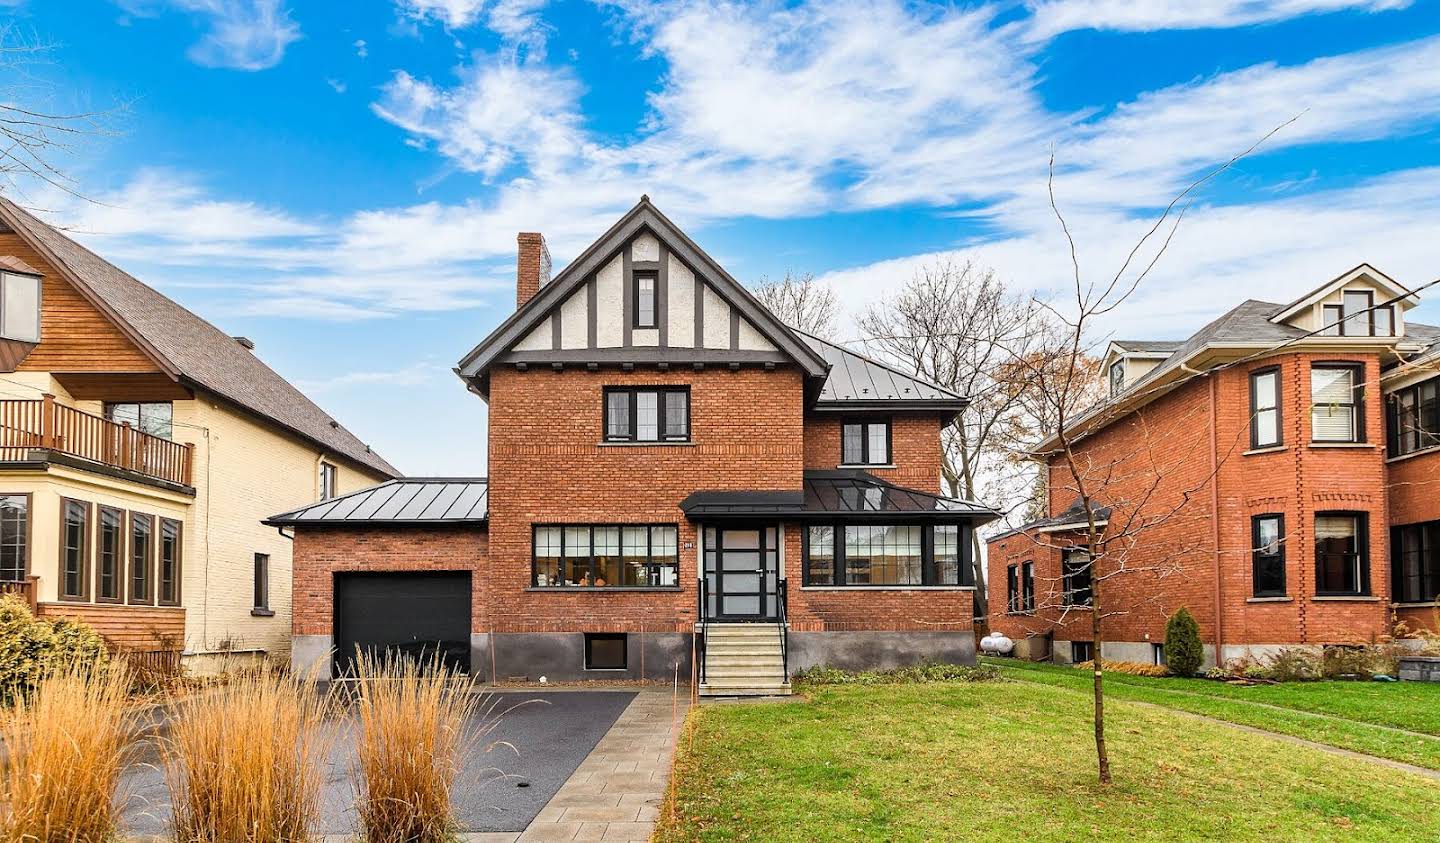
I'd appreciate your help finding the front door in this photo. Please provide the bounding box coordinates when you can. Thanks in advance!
[704,525,779,621]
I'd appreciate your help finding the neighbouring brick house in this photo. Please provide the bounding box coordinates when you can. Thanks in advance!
[272,197,999,695]
[988,264,1440,667]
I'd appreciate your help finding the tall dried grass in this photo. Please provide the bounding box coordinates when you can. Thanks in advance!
[164,668,333,842]
[350,654,490,843]
[1,663,137,842]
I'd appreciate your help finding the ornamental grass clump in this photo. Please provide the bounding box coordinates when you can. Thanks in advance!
[164,667,333,842]
[350,653,491,843]
[1,663,137,843]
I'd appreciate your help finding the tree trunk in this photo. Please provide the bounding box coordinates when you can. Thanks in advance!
[1090,575,1111,784]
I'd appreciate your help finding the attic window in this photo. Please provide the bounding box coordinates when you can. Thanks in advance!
[634,271,657,329]
[0,271,40,343]
[1320,290,1393,338]
[1109,361,1125,396]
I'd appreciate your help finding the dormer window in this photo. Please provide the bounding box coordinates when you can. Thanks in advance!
[1320,290,1393,337]
[0,270,40,343]
[1109,361,1125,396]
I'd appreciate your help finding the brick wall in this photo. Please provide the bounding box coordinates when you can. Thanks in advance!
[291,525,487,636]
[1386,448,1440,633]
[803,413,945,493]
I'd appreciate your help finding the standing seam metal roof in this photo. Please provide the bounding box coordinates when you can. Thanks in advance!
[265,479,488,525]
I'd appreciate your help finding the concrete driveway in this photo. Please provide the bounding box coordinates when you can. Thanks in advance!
[119,689,638,835]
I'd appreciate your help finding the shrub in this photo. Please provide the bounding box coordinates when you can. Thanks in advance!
[1321,643,1398,679]
[0,595,110,704]
[1265,647,1324,682]
[1075,659,1169,678]
[1,663,137,841]
[48,616,109,672]
[351,654,495,843]
[793,662,1001,686]
[165,668,333,842]
[1164,608,1205,677]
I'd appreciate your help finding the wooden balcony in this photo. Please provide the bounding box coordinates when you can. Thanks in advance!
[0,395,193,487]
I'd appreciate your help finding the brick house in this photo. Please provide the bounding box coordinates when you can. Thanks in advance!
[271,197,999,695]
[988,264,1440,667]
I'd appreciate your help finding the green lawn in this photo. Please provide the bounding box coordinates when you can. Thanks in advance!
[657,681,1440,843]
[985,659,1440,770]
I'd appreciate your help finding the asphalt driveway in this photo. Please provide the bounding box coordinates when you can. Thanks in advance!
[119,689,638,835]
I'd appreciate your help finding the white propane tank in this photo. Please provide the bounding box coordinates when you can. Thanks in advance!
[980,632,1014,656]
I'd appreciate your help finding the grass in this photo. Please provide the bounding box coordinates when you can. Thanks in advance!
[985,659,1440,770]
[164,668,334,842]
[1,665,136,842]
[656,681,1440,842]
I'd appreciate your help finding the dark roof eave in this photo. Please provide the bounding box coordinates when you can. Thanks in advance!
[265,516,488,528]
[682,507,1000,525]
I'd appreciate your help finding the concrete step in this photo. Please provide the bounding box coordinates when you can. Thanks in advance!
[705,624,784,636]
[699,682,793,697]
[705,655,784,667]
[705,643,784,656]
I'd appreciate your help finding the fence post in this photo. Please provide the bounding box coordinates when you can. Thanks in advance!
[40,393,55,449]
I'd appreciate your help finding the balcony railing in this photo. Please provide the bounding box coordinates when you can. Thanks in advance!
[0,576,37,611]
[0,395,193,486]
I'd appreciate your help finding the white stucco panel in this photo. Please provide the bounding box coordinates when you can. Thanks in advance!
[736,316,775,351]
[516,319,552,351]
[631,232,659,262]
[633,328,660,347]
[559,286,588,349]
[702,283,731,349]
[595,254,624,348]
[668,256,696,347]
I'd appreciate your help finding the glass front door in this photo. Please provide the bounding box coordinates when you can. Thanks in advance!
[703,525,779,621]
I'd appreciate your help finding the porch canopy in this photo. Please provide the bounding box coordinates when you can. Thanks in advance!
[679,470,1001,525]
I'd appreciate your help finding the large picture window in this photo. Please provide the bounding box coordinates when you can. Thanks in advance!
[1061,548,1093,606]
[0,494,27,582]
[1388,378,1440,458]
[1249,367,1282,449]
[1315,513,1369,596]
[1311,364,1363,443]
[603,387,689,442]
[60,498,89,601]
[98,506,124,602]
[129,513,153,605]
[1251,514,1286,597]
[533,524,679,588]
[803,523,973,587]
[840,419,890,465]
[1392,521,1440,604]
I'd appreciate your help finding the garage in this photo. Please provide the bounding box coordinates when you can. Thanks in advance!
[334,571,472,677]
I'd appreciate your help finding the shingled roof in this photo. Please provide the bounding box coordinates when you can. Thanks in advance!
[0,197,398,477]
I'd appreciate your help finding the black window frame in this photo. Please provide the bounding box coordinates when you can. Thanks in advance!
[1314,511,1370,597]
[584,632,628,670]
[0,493,30,584]
[1249,365,1283,449]
[802,522,974,587]
[1391,521,1440,604]
[1251,513,1286,598]
[60,497,90,602]
[253,552,271,613]
[633,269,658,329]
[1006,563,1019,613]
[1387,377,1440,458]
[1061,547,1093,606]
[839,417,892,466]
[602,386,690,443]
[97,505,124,603]
[531,523,681,589]
[1070,641,1094,663]
[103,401,175,440]
[127,512,154,606]
[1310,362,1365,444]
[1021,560,1035,612]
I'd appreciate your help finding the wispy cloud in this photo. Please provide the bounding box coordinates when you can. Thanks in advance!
[396,0,551,56]
[1023,0,1410,41]
[117,0,301,70]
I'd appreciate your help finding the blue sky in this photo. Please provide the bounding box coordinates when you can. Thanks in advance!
[4,0,1440,475]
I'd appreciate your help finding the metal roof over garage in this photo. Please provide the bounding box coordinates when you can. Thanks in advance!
[265,478,488,526]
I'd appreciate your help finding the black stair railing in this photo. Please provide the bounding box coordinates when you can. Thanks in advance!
[697,576,709,685]
[777,578,789,681]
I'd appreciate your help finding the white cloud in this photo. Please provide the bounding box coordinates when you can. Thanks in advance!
[119,0,301,70]
[1024,0,1410,41]
[397,0,487,28]
[353,38,368,58]
[396,0,551,56]
[294,363,438,392]
[326,77,347,94]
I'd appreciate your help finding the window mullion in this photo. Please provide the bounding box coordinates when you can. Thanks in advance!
[835,525,845,586]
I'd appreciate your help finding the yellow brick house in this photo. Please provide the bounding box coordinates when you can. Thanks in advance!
[0,197,397,668]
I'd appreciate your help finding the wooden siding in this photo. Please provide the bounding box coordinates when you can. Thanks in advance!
[0,233,159,374]
[38,601,185,649]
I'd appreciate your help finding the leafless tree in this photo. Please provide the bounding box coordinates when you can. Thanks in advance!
[752,271,839,338]
[856,261,1097,616]
[0,23,118,202]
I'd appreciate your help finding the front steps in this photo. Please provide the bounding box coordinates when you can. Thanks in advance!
[699,623,791,697]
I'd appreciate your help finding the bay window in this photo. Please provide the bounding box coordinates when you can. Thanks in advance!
[1311,364,1363,443]
[532,524,679,588]
[604,387,689,442]
[0,494,27,583]
[1387,378,1440,457]
[803,523,973,587]
[1315,513,1368,596]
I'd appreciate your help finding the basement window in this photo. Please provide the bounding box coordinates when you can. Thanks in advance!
[584,633,627,670]
[0,270,40,343]
[1070,641,1093,663]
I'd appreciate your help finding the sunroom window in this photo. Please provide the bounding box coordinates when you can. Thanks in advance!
[803,523,972,587]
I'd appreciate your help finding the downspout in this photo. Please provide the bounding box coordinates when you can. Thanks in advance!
[1209,373,1225,666]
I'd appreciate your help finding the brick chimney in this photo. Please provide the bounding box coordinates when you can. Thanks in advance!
[516,232,551,308]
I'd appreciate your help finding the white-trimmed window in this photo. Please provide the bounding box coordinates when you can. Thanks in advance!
[1311,364,1363,443]
[0,270,40,343]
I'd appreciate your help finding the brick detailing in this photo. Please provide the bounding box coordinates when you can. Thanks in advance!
[517,232,550,308]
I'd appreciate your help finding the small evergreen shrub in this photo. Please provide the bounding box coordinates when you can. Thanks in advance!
[0,595,110,703]
[1164,607,1204,677]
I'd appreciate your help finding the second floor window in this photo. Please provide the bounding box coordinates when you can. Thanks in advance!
[1249,367,1281,449]
[634,271,657,328]
[319,462,337,500]
[0,270,41,343]
[1392,521,1440,604]
[604,387,689,442]
[1387,378,1440,458]
[105,402,174,440]
[841,419,890,465]
[1315,513,1368,596]
[1252,514,1286,597]
[1311,364,1362,443]
[1061,547,1093,606]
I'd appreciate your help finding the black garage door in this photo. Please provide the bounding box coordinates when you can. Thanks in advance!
[333,572,471,677]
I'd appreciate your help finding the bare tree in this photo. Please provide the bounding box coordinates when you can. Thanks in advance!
[752,271,838,338]
[0,24,118,202]
[856,261,1095,617]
